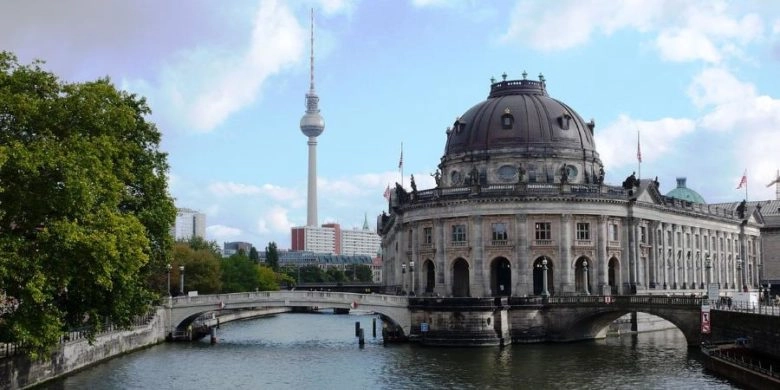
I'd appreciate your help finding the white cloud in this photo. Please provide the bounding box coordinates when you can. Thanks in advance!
[596,114,696,170]
[685,68,780,199]
[774,19,780,35]
[208,181,301,202]
[500,0,664,51]
[207,225,242,240]
[501,0,764,64]
[257,206,294,234]
[687,68,780,133]
[127,0,304,133]
[655,28,721,63]
[318,0,358,15]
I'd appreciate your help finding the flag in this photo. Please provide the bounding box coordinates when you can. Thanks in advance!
[398,143,403,169]
[736,170,747,189]
[383,184,391,200]
[636,130,642,163]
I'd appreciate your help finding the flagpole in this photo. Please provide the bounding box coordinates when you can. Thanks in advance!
[399,142,404,188]
[745,169,748,201]
[637,130,641,180]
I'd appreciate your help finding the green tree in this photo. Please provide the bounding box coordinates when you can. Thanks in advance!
[355,264,374,282]
[184,236,221,257]
[265,242,279,271]
[327,268,346,283]
[173,242,221,294]
[221,253,260,292]
[0,52,176,358]
[256,265,279,291]
[248,246,259,261]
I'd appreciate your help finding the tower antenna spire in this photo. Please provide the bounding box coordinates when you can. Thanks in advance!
[310,8,315,92]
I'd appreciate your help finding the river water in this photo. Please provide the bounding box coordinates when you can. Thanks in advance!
[40,311,738,390]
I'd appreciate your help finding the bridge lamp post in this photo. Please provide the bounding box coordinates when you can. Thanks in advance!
[583,260,590,296]
[736,257,743,292]
[179,265,185,295]
[541,258,550,298]
[166,263,172,297]
[402,263,407,294]
[410,261,415,296]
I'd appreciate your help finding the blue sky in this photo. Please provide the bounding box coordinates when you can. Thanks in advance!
[2,0,779,249]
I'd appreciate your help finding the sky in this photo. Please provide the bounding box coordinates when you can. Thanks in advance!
[2,0,780,250]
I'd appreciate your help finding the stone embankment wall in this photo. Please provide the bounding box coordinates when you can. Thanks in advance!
[711,310,780,358]
[0,307,167,390]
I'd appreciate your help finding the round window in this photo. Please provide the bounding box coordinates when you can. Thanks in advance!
[497,165,517,182]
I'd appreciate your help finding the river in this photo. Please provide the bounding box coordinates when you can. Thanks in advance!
[39,311,738,389]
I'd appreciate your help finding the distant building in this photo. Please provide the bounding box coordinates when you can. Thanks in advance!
[372,256,383,283]
[172,208,206,241]
[291,216,380,257]
[223,241,254,257]
[262,249,373,272]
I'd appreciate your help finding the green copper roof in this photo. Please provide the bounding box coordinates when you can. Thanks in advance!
[666,177,705,204]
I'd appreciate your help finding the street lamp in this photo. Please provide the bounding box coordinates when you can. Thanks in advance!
[166,263,172,297]
[583,260,590,296]
[736,257,743,292]
[402,263,407,294]
[410,261,415,296]
[541,258,550,298]
[179,265,185,295]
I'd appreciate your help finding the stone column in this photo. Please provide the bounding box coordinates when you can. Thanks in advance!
[473,215,484,297]
[410,222,418,295]
[681,226,688,289]
[434,218,447,296]
[597,215,608,294]
[671,224,678,289]
[560,214,573,294]
[622,218,634,294]
[516,214,529,295]
[661,223,668,289]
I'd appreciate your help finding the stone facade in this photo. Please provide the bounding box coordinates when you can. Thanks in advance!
[378,75,763,301]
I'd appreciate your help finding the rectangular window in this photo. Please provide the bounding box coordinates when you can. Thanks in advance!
[576,222,590,240]
[639,226,647,244]
[535,222,551,240]
[608,223,619,241]
[666,231,672,246]
[423,227,433,245]
[695,235,700,249]
[492,223,508,241]
[686,233,691,247]
[676,232,681,247]
[452,224,466,243]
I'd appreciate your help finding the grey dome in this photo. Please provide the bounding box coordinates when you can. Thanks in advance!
[443,77,599,162]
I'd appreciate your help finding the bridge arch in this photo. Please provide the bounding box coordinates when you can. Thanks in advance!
[166,292,412,339]
[543,297,703,346]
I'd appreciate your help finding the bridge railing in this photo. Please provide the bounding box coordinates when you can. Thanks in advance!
[171,291,409,308]
[541,295,705,306]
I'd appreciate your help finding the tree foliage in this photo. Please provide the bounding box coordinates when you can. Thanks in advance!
[173,242,221,295]
[220,253,260,293]
[0,52,176,358]
[265,242,279,271]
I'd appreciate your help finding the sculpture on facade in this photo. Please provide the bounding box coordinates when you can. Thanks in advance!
[560,164,569,184]
[622,171,638,189]
[410,174,418,195]
[431,169,442,188]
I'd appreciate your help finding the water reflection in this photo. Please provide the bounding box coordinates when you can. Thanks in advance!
[45,312,737,390]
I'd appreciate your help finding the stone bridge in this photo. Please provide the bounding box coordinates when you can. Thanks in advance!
[164,291,410,336]
[165,292,706,346]
[536,295,705,346]
[409,295,706,346]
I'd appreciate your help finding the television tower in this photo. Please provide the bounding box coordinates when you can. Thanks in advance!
[300,9,324,227]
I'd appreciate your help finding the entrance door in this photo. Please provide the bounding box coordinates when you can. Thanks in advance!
[452,259,470,297]
[425,260,435,294]
[609,257,619,295]
[491,257,511,296]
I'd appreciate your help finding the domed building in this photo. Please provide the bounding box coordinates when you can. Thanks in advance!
[666,177,706,204]
[378,73,763,300]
